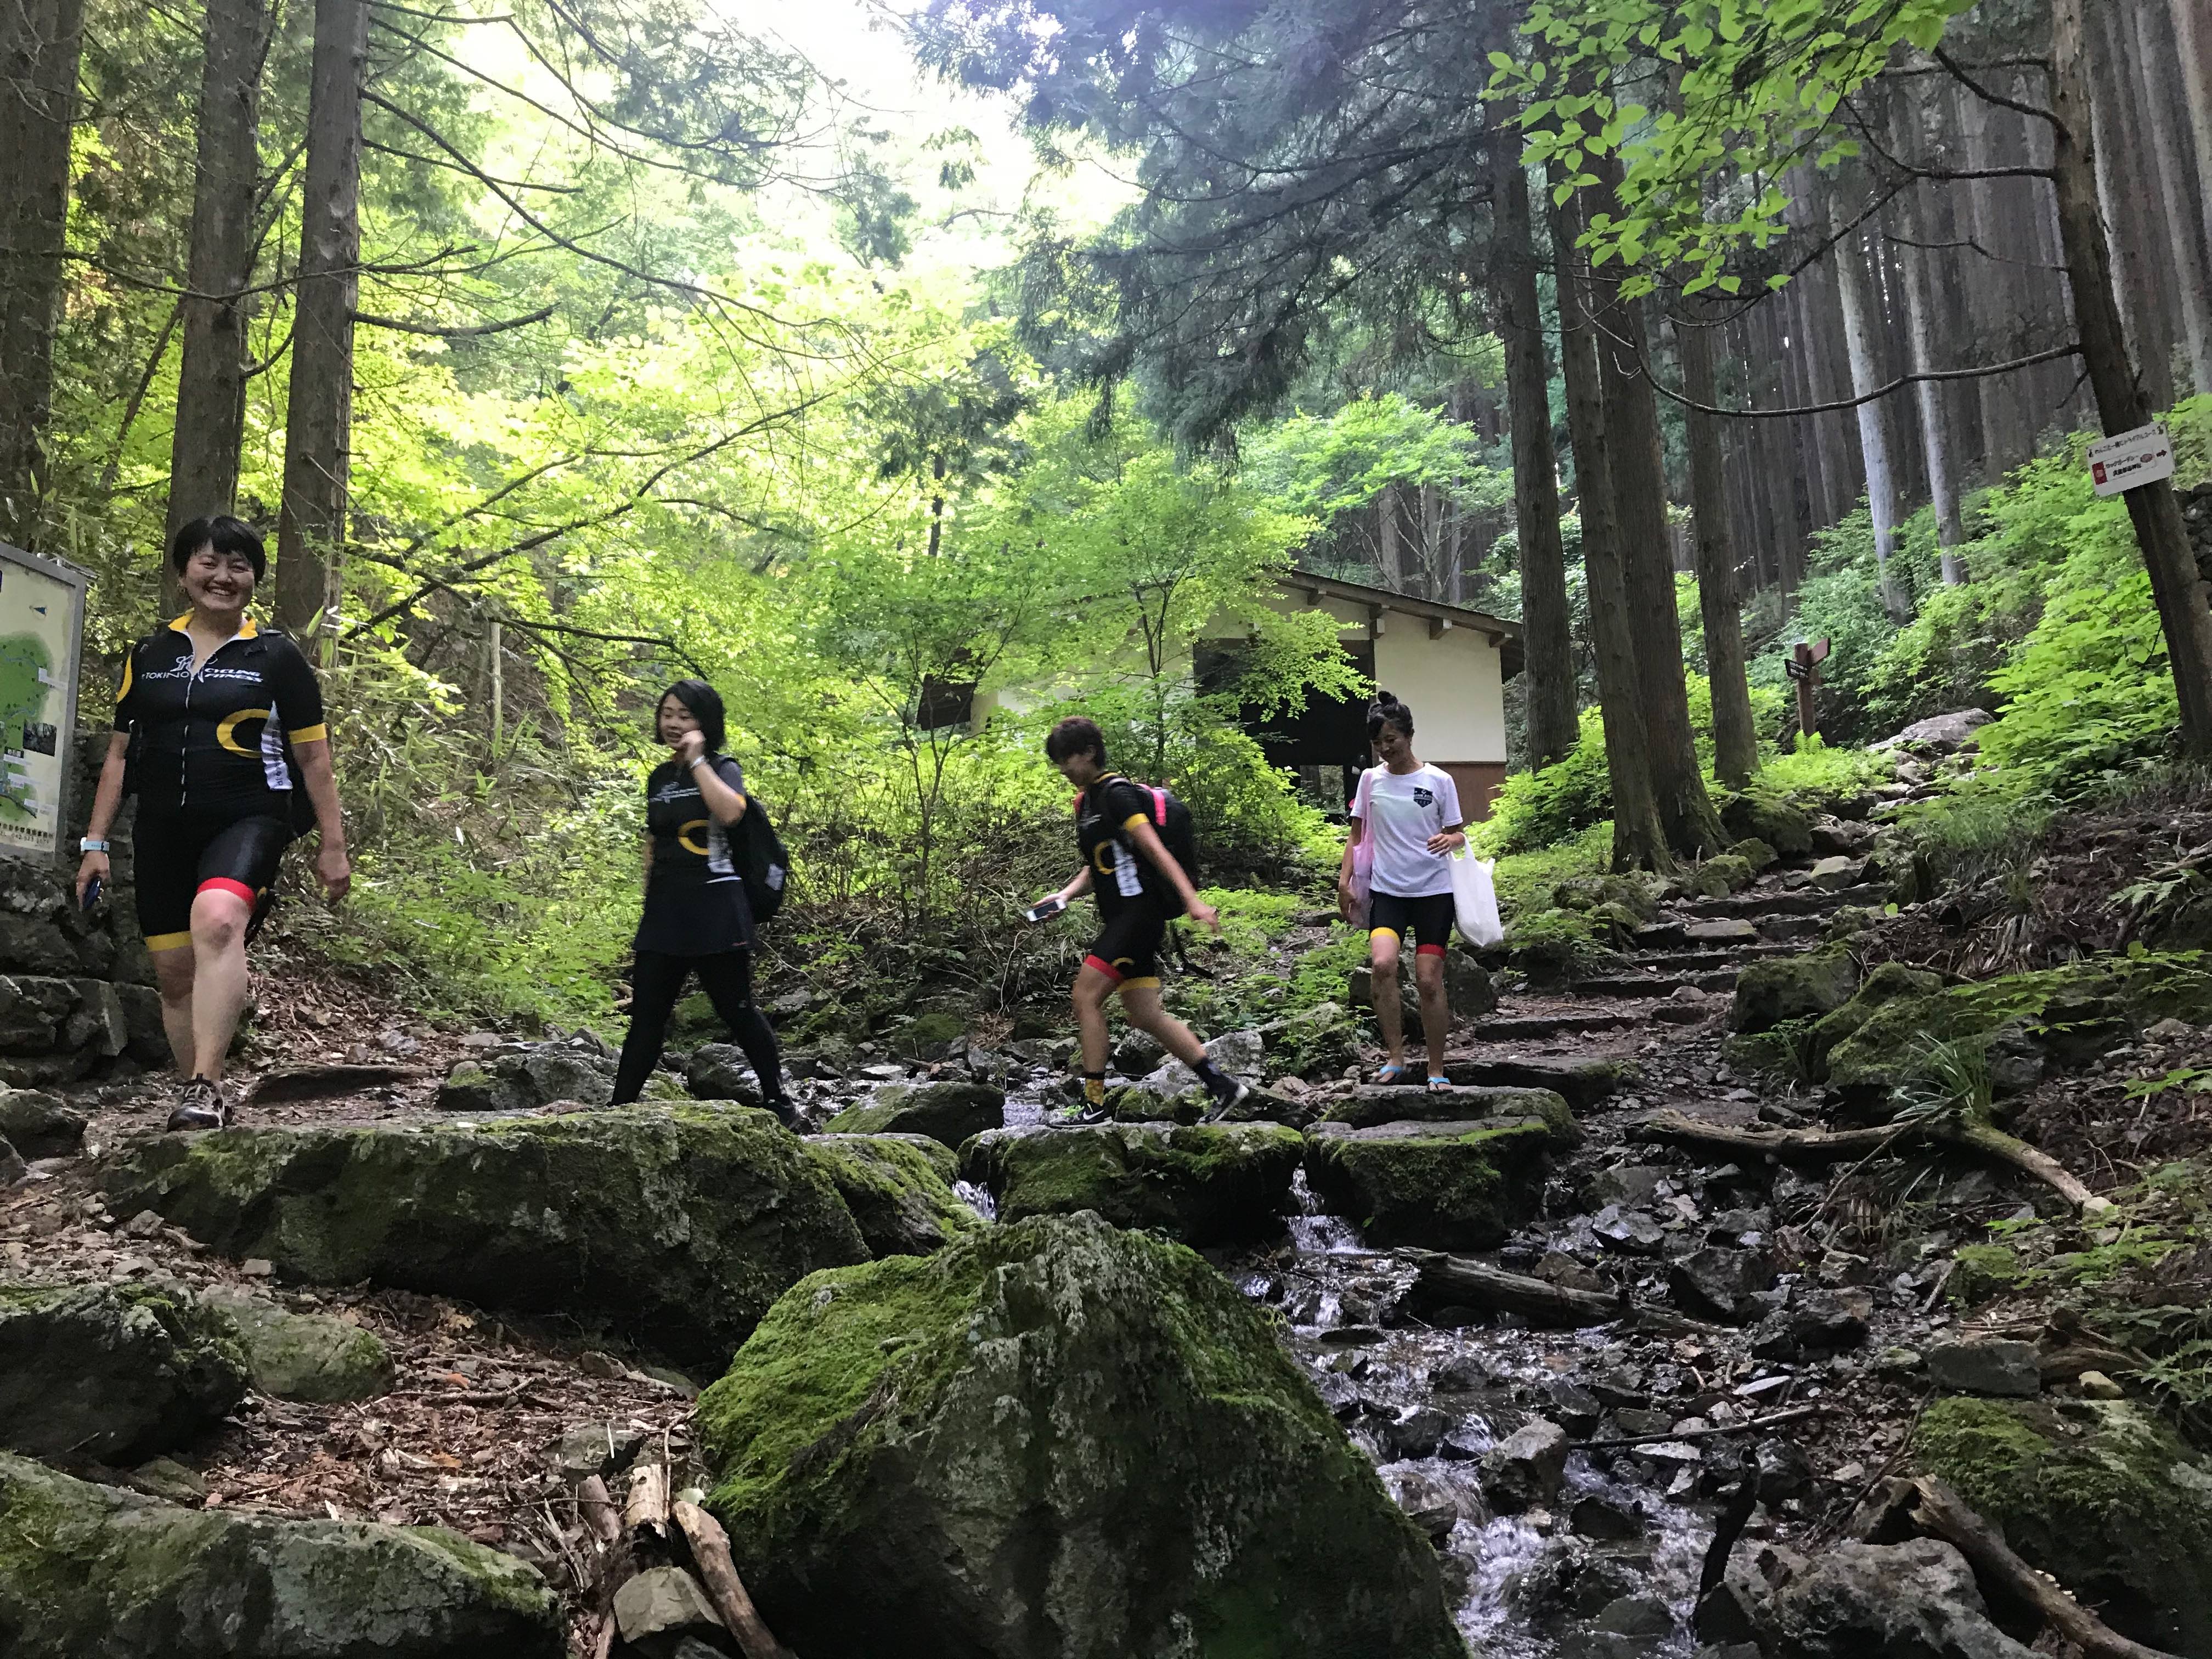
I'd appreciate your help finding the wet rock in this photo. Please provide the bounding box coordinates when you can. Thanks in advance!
[0,1282,249,1461]
[613,1565,724,1644]
[1543,1378,1603,1436]
[1926,1338,2040,1397]
[1749,1289,1871,1359]
[1729,946,1860,1034]
[1570,1493,1644,1541]
[697,1212,1465,1659]
[550,1419,650,1486]
[821,1080,1005,1147]
[1139,1026,1267,1095]
[1755,1437,1815,1503]
[1256,1000,1362,1081]
[1319,1083,1579,1147]
[685,1042,763,1102]
[103,1107,868,1370]
[1587,1164,1667,1208]
[1668,1248,1775,1324]
[0,1451,562,1657]
[961,1121,1302,1246]
[1806,855,1862,892]
[1754,1537,2033,1659]
[1593,1207,1667,1256]
[888,1010,967,1062]
[1304,1119,1551,1250]
[200,1286,394,1403]
[0,1089,82,1158]
[1385,1407,1456,1459]
[1480,1418,1569,1514]
[0,1135,20,1184]
[803,1134,983,1257]
[1595,1594,1673,1638]
[1443,1055,1626,1109]
[1685,919,1758,944]
[1381,1464,1475,1543]
[1111,1029,1165,1075]
[1917,1396,2212,1655]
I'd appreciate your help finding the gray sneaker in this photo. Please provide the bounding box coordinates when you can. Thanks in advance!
[1201,1079,1253,1122]
[165,1077,228,1132]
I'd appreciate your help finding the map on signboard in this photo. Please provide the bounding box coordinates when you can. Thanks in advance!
[0,559,75,854]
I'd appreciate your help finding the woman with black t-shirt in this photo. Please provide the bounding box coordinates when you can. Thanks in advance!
[608,680,792,1121]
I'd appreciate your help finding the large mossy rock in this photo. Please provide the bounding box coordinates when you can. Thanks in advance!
[804,1134,982,1258]
[696,1213,1467,1659]
[0,1451,562,1658]
[0,1283,249,1462]
[1916,1396,2212,1655]
[1729,945,1861,1034]
[101,1107,869,1369]
[199,1288,394,1404]
[1719,788,1814,856]
[821,1081,1004,1147]
[1318,1083,1579,1148]
[960,1122,1302,1246]
[1303,1119,1551,1249]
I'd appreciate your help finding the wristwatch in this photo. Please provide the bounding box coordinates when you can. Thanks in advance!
[80,838,109,853]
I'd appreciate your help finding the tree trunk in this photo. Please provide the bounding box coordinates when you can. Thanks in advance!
[1377,482,1402,590]
[168,0,272,603]
[1489,101,1578,769]
[0,0,86,551]
[275,0,366,639]
[1891,84,1968,583]
[1550,179,1671,873]
[2128,0,2212,396]
[1830,198,1906,618]
[2087,0,2172,409]
[1675,308,1760,788]
[2051,0,2212,759]
[2173,0,2212,295]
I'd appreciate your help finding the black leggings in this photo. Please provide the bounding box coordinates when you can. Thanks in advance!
[611,948,785,1106]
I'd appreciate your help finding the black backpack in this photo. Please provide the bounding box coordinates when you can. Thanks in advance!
[1100,778,1200,884]
[733,794,791,927]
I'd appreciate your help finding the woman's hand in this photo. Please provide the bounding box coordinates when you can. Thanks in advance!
[673,729,707,767]
[317,841,352,902]
[75,850,109,906]
[1337,878,1360,927]
[1426,828,1468,855]
[1185,894,1222,933]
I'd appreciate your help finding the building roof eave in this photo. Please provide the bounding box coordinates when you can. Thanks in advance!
[1281,570,1526,681]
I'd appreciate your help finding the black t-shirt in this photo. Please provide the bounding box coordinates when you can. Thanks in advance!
[115,614,327,819]
[1076,775,1168,919]
[636,754,753,955]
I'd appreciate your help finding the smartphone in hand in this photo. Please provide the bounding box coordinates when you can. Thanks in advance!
[1022,895,1069,924]
[80,876,101,912]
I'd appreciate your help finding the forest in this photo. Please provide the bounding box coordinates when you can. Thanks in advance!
[4,0,2212,1655]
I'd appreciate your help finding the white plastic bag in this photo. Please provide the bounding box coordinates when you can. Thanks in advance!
[1449,846,1503,946]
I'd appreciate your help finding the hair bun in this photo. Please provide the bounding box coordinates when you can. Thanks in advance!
[1373,690,1399,706]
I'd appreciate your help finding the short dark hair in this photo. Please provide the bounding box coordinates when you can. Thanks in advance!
[1045,715,1107,766]
[170,515,266,582]
[658,679,727,754]
[1367,690,1414,742]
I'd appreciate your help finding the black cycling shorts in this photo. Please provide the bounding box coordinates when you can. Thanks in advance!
[1369,890,1454,956]
[1084,901,1169,989]
[134,812,291,951]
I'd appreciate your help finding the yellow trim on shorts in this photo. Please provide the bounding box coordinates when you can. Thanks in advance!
[1370,926,1401,942]
[287,723,328,743]
[145,930,193,952]
[1118,975,1161,990]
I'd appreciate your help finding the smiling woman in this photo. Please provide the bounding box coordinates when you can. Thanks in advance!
[73,516,350,1131]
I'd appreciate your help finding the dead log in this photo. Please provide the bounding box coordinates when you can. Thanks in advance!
[673,1499,797,1659]
[1906,1476,2181,1659]
[575,1475,621,1547]
[1633,1110,2113,1213]
[623,1462,670,1543]
[1397,1249,1626,1326]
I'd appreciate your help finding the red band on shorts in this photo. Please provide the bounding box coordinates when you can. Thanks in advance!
[1083,953,1125,983]
[198,877,256,907]
[1415,941,1448,958]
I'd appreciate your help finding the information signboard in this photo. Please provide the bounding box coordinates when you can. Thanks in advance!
[0,542,90,862]
[2087,422,2176,496]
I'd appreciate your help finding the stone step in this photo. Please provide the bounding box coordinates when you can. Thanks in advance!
[1625,944,1804,975]
[1675,881,1888,920]
[1468,1011,1643,1040]
[1441,1055,1627,1108]
[1570,969,1736,999]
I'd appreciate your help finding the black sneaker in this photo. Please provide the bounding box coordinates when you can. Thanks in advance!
[166,1077,228,1132]
[1201,1079,1253,1123]
[764,1097,800,1129]
[1057,1101,1112,1126]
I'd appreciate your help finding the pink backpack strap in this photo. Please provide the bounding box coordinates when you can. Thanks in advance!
[1149,786,1167,825]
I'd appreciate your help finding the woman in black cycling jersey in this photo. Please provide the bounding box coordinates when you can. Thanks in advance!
[608,679,793,1122]
[75,516,350,1130]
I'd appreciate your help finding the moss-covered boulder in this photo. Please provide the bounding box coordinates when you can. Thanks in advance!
[1258,1000,1362,1082]
[1107,1084,1199,1125]
[1720,789,1814,856]
[804,1134,982,1258]
[0,1283,249,1462]
[888,1009,968,1062]
[1729,945,1861,1034]
[199,1289,394,1404]
[1916,1396,2212,1655]
[1303,1119,1551,1250]
[1506,908,1601,987]
[1728,837,1778,873]
[101,1107,868,1370]
[1944,1244,2022,1306]
[0,1451,562,1657]
[1318,1084,1580,1148]
[823,1081,1003,1147]
[696,1213,1466,1659]
[960,1122,1302,1246]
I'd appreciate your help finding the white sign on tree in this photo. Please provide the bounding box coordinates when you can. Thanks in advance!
[2086,422,2176,496]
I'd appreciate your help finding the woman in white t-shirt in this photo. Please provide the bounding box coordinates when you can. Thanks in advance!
[1336,692,1467,1090]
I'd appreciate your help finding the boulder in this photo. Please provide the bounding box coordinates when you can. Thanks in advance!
[1916,1396,2212,1655]
[1755,1538,2033,1659]
[1348,966,1425,1035]
[1719,791,1814,856]
[0,1451,563,1657]
[115,983,170,1064]
[1443,1054,1628,1109]
[960,1122,1302,1246]
[0,974,83,1055]
[1480,1418,1569,1514]
[102,1107,868,1369]
[1807,855,1861,893]
[1304,1119,1551,1250]
[1728,946,1860,1034]
[888,1009,967,1062]
[199,1288,394,1404]
[1445,951,1499,1017]
[804,1134,983,1258]
[1138,1027,1267,1096]
[1685,855,1754,899]
[1748,1289,1871,1359]
[697,1213,1465,1659]
[1684,919,1758,945]
[1726,839,1778,873]
[613,1565,724,1645]
[432,1059,531,1114]
[1874,709,1991,754]
[821,1081,1004,1147]
[433,1043,614,1114]
[0,1282,249,1461]
[1318,1085,1580,1149]
[0,1135,20,1184]
[0,1088,84,1158]
[685,1042,761,1103]
[1926,1339,2040,1397]
[1666,1248,1775,1324]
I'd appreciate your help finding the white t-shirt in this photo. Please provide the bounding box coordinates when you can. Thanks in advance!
[1352,764,1464,898]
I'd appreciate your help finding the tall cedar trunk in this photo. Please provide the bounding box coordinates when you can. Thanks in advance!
[2173,0,2212,289]
[1929,86,1988,484]
[274,0,367,638]
[168,0,272,605]
[2086,2,2171,409]
[1891,86,1967,582]
[2129,0,2212,395]
[1675,310,1760,788]
[1377,483,1402,590]
[0,0,86,551]
[1830,199,1906,618]
[1550,180,1669,873]
[2051,0,2212,757]
[1489,99,1577,769]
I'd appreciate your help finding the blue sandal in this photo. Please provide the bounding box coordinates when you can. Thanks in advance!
[1372,1064,1413,1086]
[1425,1074,1453,1094]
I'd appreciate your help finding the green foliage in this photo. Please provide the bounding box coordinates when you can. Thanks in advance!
[1759,733,1892,799]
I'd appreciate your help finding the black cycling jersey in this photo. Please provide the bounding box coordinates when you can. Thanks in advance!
[636,755,753,955]
[115,614,326,819]
[1075,775,1168,918]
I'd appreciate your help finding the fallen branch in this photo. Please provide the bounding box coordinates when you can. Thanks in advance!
[575,1476,620,1547]
[623,1462,670,1542]
[673,1499,797,1659]
[1397,1249,1734,1336]
[1633,1110,2113,1213]
[1905,1476,2181,1659]
[1580,1403,1835,1451]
